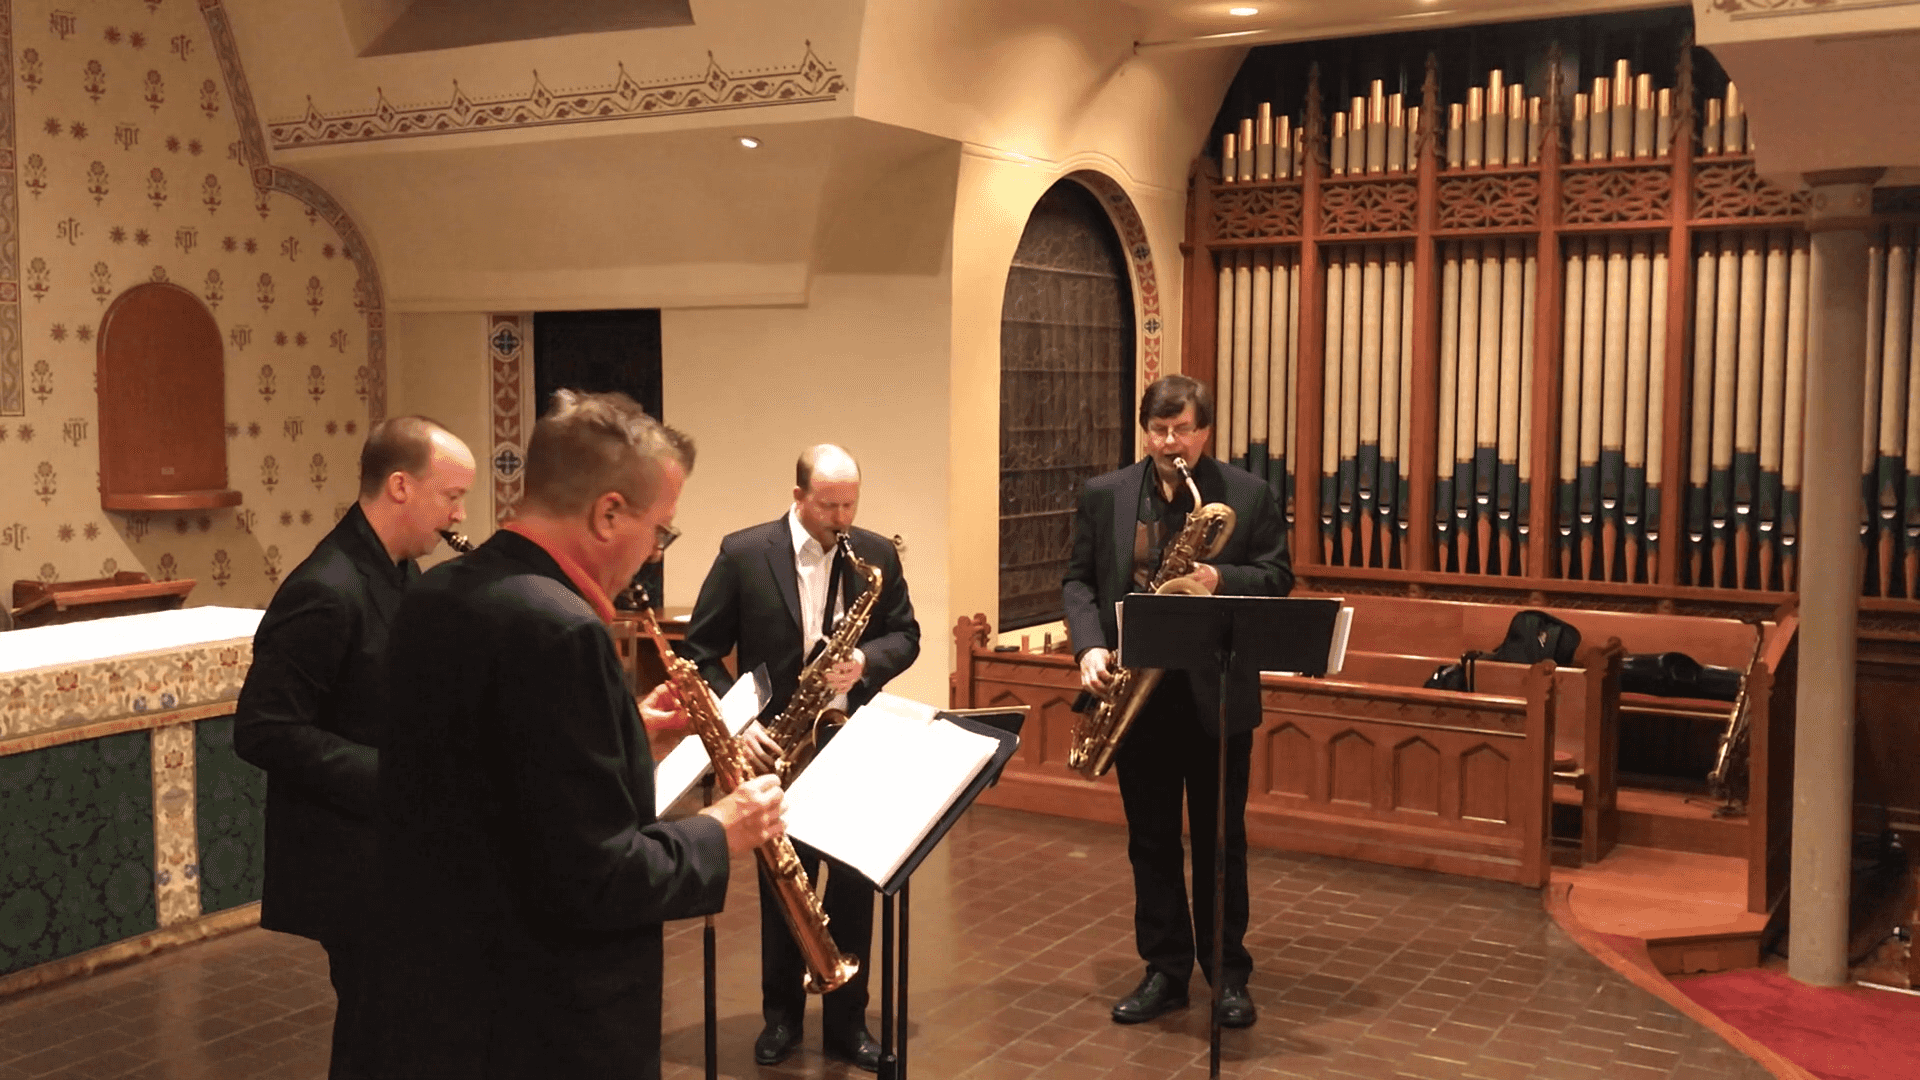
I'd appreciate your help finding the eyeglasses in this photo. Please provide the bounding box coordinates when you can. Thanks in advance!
[655,523,681,552]
[1146,423,1199,441]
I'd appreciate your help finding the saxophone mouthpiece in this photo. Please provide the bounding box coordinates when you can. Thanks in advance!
[438,529,473,553]
[1173,457,1203,506]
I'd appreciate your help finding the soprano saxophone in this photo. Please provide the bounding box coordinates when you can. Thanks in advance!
[1066,458,1235,780]
[632,588,859,994]
[764,532,883,784]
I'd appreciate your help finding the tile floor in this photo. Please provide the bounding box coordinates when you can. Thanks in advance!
[0,806,1775,1079]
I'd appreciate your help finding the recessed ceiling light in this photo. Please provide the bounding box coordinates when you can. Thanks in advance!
[737,136,761,149]
[1229,5,1259,14]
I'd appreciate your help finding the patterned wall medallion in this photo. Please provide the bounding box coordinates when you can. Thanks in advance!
[150,720,201,926]
[1064,171,1164,382]
[489,314,531,525]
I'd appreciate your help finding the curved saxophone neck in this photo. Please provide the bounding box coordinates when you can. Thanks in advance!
[1173,457,1204,507]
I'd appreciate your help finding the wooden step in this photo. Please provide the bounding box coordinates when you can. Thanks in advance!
[1553,844,1774,975]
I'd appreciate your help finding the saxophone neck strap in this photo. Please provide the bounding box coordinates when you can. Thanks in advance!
[822,541,848,636]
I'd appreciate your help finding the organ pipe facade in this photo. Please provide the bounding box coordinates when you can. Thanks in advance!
[1186,50,1920,598]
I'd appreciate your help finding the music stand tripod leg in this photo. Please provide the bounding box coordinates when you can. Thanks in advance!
[880,891,898,1079]
[1211,648,1230,1080]
[702,776,718,1080]
[900,881,911,1078]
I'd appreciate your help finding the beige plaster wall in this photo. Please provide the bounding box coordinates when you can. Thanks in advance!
[661,264,954,708]
[658,134,959,708]
[386,311,494,569]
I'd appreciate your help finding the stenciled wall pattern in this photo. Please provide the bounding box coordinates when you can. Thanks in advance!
[1,0,381,607]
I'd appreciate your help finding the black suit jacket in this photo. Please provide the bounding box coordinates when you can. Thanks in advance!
[1061,456,1293,734]
[680,518,920,717]
[377,530,731,1079]
[234,501,412,943]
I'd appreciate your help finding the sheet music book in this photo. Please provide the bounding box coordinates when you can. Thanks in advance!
[1259,601,1353,677]
[784,693,1001,888]
[652,667,769,817]
[1326,606,1354,675]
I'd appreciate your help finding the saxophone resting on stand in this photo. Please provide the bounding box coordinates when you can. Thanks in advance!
[632,588,860,994]
[764,532,884,784]
[1067,458,1236,780]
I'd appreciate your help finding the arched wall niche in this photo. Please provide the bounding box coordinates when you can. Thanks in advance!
[1062,169,1166,393]
[996,171,1162,630]
[96,282,242,512]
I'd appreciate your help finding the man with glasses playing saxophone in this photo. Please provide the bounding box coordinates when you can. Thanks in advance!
[679,444,921,1072]
[1063,375,1291,1030]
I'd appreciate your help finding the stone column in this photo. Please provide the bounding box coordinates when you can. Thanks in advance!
[1791,167,1882,987]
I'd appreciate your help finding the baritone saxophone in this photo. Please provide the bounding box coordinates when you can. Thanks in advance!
[631,588,859,994]
[1066,458,1235,780]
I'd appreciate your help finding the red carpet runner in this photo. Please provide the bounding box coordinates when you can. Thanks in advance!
[1677,969,1920,1080]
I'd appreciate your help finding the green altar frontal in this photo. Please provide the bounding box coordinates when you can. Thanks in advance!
[1,608,266,990]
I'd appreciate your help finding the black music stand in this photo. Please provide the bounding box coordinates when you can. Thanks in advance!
[1121,594,1339,1078]
[861,709,1024,1080]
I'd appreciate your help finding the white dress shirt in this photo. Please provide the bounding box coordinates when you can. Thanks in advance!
[787,507,850,713]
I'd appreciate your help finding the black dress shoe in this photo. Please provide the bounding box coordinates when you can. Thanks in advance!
[754,1022,802,1066]
[1215,984,1257,1029]
[823,1026,882,1073]
[1111,971,1189,1024]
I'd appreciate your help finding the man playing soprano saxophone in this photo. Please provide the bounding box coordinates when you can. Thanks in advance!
[678,444,921,1072]
[375,391,785,1080]
[1063,375,1291,1029]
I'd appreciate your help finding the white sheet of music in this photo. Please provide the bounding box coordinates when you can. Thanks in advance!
[784,692,999,888]
[652,674,766,817]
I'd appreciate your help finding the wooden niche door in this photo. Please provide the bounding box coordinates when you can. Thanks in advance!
[96,282,242,511]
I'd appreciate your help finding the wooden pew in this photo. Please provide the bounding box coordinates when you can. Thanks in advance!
[1337,644,1625,867]
[951,616,1561,888]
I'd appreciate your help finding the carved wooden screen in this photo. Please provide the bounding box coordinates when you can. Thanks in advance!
[999,180,1136,631]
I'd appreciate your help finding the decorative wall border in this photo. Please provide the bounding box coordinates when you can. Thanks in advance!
[488,314,531,525]
[1064,170,1164,382]
[151,721,202,927]
[0,4,21,416]
[200,0,388,420]
[1709,0,1920,18]
[264,45,847,151]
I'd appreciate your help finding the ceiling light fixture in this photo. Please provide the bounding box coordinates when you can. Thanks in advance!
[1229,6,1259,14]
[737,136,761,149]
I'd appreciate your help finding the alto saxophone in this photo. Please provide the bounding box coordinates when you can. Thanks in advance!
[631,588,860,994]
[765,532,883,784]
[1066,458,1235,780]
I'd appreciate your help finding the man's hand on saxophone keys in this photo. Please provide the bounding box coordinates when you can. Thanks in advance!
[1187,563,1221,592]
[824,647,865,694]
[702,774,787,855]
[739,722,784,775]
[639,683,688,735]
[1079,647,1116,696]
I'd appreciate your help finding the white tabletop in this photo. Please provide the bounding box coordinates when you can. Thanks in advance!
[2,606,264,677]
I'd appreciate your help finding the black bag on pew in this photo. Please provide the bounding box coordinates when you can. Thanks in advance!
[1617,651,1741,701]
[1424,610,1582,693]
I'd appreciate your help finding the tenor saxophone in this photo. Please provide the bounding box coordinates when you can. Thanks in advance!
[632,589,860,994]
[764,532,883,784]
[1066,458,1235,780]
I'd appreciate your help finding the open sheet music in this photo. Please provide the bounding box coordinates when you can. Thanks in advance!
[783,693,1001,888]
[652,669,769,817]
